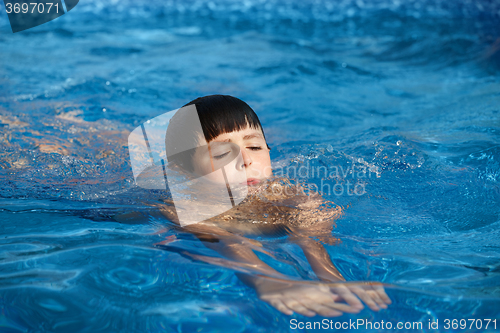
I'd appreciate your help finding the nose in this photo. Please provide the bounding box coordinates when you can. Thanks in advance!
[237,147,252,170]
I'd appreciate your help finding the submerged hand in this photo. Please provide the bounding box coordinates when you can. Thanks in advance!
[257,280,363,317]
[330,283,391,312]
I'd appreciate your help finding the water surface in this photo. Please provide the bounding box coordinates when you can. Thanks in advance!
[1,0,500,331]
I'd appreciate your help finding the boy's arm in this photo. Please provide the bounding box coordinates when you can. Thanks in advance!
[287,186,392,311]
[182,222,361,317]
[158,201,365,316]
[291,234,345,281]
[292,234,391,311]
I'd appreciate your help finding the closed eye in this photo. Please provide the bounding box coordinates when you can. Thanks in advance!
[248,147,262,151]
[213,152,230,159]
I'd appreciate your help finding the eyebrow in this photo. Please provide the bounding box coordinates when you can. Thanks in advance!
[213,132,264,142]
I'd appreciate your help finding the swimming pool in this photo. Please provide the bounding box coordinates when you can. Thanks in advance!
[1,0,499,331]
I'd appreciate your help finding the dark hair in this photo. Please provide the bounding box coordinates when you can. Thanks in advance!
[165,95,270,172]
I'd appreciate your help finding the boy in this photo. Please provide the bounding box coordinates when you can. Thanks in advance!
[159,95,391,317]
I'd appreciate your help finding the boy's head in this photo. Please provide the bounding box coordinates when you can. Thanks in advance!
[165,95,272,185]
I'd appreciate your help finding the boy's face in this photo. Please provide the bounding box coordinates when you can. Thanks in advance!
[191,125,272,186]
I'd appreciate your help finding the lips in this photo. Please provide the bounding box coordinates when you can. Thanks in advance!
[245,178,260,186]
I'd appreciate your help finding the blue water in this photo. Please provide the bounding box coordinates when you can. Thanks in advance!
[1,0,500,332]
